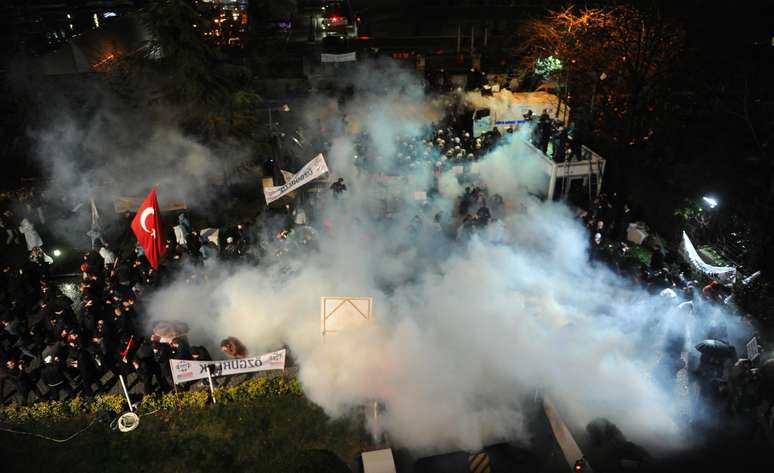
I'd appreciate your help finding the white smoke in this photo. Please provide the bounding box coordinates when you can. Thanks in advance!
[142,61,749,454]
[25,87,249,247]
[23,58,747,454]
[147,185,749,452]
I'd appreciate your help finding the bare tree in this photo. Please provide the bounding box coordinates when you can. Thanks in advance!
[517,4,685,146]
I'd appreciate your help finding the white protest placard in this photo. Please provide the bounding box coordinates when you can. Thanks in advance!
[321,52,357,63]
[200,227,219,246]
[746,336,760,361]
[452,166,464,175]
[169,348,287,385]
[321,296,373,338]
[264,154,329,205]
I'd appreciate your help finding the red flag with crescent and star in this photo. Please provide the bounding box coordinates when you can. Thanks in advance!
[131,188,165,269]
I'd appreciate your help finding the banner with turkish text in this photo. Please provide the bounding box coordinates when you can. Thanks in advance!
[169,349,287,385]
[321,52,356,63]
[680,231,736,282]
[263,154,328,204]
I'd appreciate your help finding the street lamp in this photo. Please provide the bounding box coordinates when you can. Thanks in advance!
[702,196,718,209]
[267,104,291,133]
[267,104,291,165]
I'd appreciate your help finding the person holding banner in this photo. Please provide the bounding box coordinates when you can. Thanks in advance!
[330,177,347,198]
[220,337,248,359]
[132,340,166,395]
[168,348,287,386]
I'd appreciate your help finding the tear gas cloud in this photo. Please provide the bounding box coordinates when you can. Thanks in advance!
[30,59,746,453]
[25,85,247,246]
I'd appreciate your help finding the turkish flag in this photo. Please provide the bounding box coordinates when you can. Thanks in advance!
[131,188,166,269]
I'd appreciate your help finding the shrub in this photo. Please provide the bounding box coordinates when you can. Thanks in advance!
[0,377,304,424]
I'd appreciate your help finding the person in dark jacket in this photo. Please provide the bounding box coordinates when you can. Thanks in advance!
[66,332,103,396]
[2,357,40,405]
[190,345,212,361]
[614,203,632,242]
[132,339,166,395]
[186,231,203,262]
[40,355,73,401]
[153,342,174,392]
[330,178,347,198]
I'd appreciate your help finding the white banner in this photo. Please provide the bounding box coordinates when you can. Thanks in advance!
[680,231,736,283]
[321,52,357,63]
[280,169,295,183]
[169,349,287,385]
[264,154,329,205]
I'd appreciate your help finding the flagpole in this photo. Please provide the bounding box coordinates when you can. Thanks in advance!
[90,197,99,250]
[206,365,217,404]
[119,375,134,412]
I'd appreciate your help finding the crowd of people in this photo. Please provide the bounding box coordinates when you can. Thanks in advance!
[12,116,522,409]
[524,108,579,163]
[0,101,770,451]
[580,193,774,437]
[0,198,270,406]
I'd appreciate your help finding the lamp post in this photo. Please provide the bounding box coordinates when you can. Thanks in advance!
[266,104,291,163]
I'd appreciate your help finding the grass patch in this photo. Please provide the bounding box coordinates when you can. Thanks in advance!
[0,381,370,473]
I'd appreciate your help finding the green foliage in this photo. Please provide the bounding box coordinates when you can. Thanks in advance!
[626,243,653,267]
[110,0,263,143]
[535,55,563,79]
[733,279,774,323]
[138,0,223,105]
[0,377,303,424]
[88,393,127,415]
[673,198,703,223]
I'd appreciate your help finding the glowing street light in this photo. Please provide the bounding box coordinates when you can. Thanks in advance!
[53,249,62,258]
[702,196,718,209]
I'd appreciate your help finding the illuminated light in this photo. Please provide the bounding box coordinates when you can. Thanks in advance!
[69,23,74,30]
[103,12,117,18]
[93,13,100,28]
[53,249,62,257]
[702,196,718,209]
[66,13,71,19]
[535,55,562,78]
[92,53,115,68]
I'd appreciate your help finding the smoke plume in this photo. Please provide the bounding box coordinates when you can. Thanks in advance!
[141,60,750,453]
